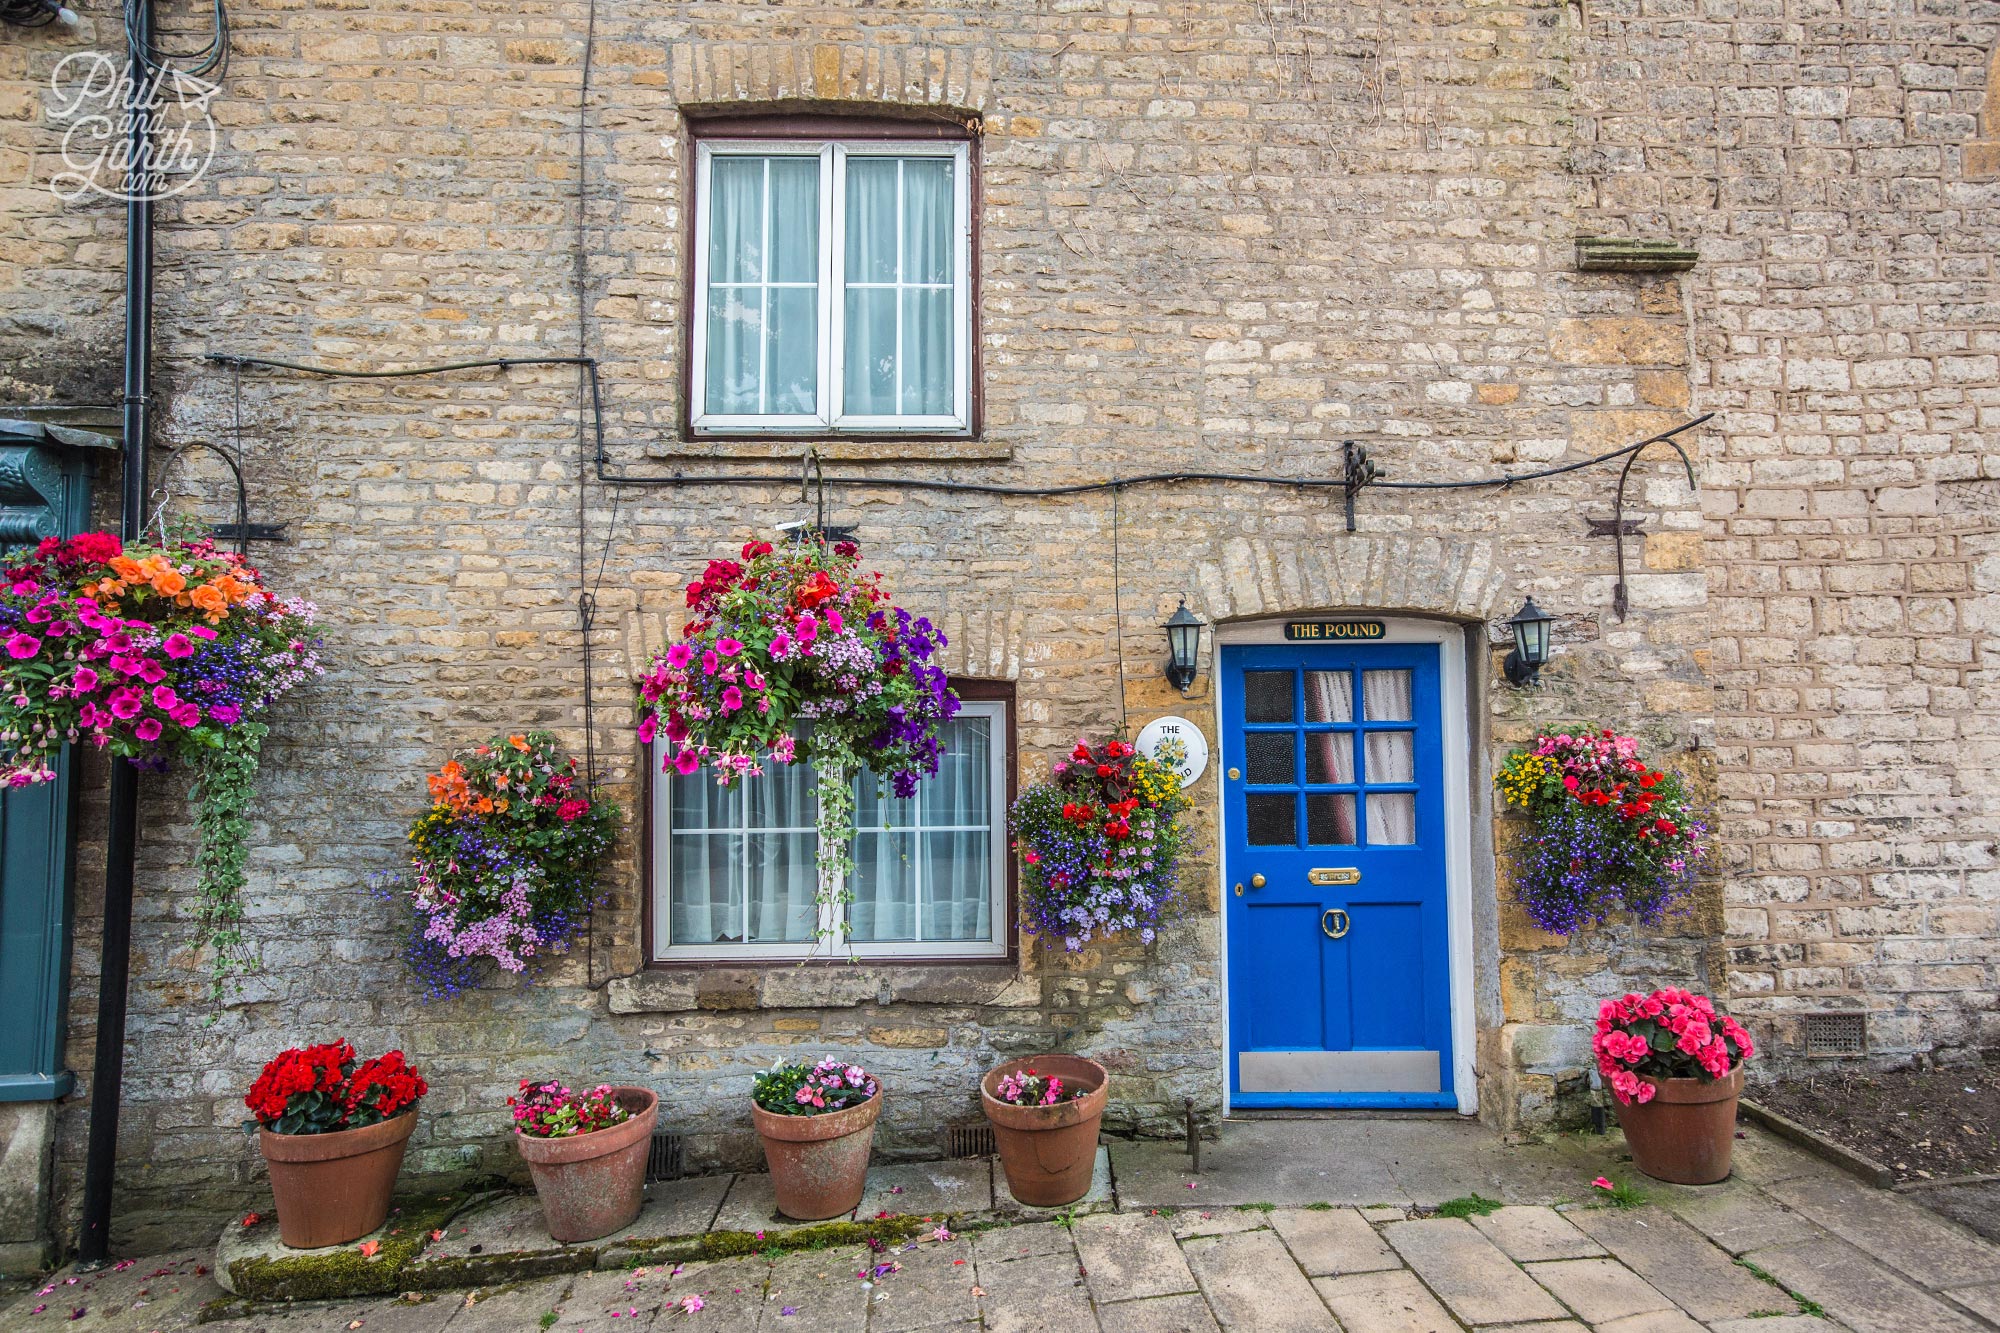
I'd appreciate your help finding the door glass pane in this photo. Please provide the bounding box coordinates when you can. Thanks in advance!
[1367,792,1416,845]
[1362,669,1413,721]
[1304,671,1353,723]
[1306,732,1354,784]
[1364,731,1415,784]
[1306,793,1357,846]
[669,833,744,943]
[1244,671,1293,723]
[1246,793,1295,846]
[922,830,990,941]
[1245,732,1295,785]
[849,831,917,941]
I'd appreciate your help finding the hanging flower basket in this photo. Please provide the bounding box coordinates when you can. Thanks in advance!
[380,732,619,1000]
[1495,728,1709,934]
[1010,736,1191,951]
[636,538,958,948]
[0,531,322,995]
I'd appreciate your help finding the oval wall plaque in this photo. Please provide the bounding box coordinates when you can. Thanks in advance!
[1135,715,1210,788]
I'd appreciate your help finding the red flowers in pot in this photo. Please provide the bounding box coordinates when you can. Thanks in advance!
[243,1041,427,1248]
[1594,988,1756,1184]
[509,1079,660,1243]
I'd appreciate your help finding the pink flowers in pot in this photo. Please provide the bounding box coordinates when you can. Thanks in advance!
[1593,987,1755,1106]
[991,1068,1086,1108]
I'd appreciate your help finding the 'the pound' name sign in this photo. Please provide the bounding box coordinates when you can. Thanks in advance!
[1135,716,1210,788]
[1284,620,1386,641]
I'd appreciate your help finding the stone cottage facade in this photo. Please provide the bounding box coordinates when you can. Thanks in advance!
[0,0,1995,1261]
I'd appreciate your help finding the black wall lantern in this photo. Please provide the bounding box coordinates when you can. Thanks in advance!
[1162,598,1205,693]
[1503,597,1556,686]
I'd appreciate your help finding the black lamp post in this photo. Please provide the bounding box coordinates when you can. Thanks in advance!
[1162,599,1205,693]
[1503,597,1556,686]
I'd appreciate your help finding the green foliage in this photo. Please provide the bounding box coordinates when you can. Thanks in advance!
[539,1312,558,1329]
[190,721,267,998]
[1592,1177,1649,1209]
[1433,1193,1504,1218]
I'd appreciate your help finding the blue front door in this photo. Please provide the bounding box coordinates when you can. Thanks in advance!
[1222,642,1455,1108]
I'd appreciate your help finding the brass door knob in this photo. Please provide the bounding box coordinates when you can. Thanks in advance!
[1250,873,1266,889]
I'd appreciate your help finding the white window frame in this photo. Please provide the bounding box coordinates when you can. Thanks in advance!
[651,700,1009,961]
[690,137,974,436]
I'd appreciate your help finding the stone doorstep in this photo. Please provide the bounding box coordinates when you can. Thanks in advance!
[212,1152,1110,1305]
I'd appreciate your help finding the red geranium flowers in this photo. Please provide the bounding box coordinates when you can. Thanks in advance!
[1593,988,1754,1106]
[245,1040,427,1135]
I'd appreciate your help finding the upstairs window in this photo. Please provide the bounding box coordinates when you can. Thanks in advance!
[691,135,973,435]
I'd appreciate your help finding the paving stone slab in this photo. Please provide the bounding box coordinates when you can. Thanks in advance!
[1744,1237,1991,1333]
[1593,1311,1706,1333]
[1709,1318,1853,1333]
[1527,1256,1676,1324]
[1182,1228,1339,1332]
[969,1221,1075,1263]
[1726,1127,1848,1186]
[865,1241,984,1332]
[1381,1218,1567,1327]
[1168,1208,1270,1240]
[992,1147,1114,1220]
[1569,1205,1783,1321]
[1095,1292,1223,1333]
[444,1276,574,1331]
[977,1248,1093,1333]
[713,1172,853,1233]
[1470,1206,1604,1262]
[1269,1207,1401,1276]
[762,1247,868,1333]
[1646,1179,1825,1255]
[1941,1281,2000,1325]
[1358,1206,1409,1224]
[854,1159,994,1222]
[213,1295,459,1331]
[1075,1210,1198,1302]
[594,1175,734,1257]
[1311,1268,1459,1333]
[1764,1167,2000,1289]
[0,1252,224,1331]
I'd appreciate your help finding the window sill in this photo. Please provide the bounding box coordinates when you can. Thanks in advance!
[650,436,1012,463]
[607,961,1033,1014]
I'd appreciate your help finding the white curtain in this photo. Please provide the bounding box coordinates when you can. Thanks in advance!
[746,758,817,942]
[844,156,953,417]
[1361,668,1417,844]
[1305,670,1353,785]
[706,155,818,415]
[847,714,990,943]
[668,774,743,943]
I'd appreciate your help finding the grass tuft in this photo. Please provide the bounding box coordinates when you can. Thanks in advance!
[1433,1193,1504,1219]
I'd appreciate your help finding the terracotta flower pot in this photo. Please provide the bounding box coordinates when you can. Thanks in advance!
[259,1111,417,1249]
[1614,1065,1744,1185]
[981,1055,1108,1208]
[515,1087,660,1243]
[752,1086,883,1221]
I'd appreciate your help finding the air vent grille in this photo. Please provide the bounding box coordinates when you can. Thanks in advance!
[646,1131,685,1183]
[945,1123,995,1159]
[1804,1012,1866,1058]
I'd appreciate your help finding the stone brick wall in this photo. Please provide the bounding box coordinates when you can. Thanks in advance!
[0,0,1984,1251]
[1575,0,2000,1065]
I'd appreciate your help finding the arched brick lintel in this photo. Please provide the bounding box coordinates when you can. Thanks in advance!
[1191,533,1509,627]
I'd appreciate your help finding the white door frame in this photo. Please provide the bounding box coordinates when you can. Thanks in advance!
[1210,616,1479,1117]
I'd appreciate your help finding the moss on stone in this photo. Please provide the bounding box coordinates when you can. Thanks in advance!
[696,1214,937,1261]
[225,1194,467,1303]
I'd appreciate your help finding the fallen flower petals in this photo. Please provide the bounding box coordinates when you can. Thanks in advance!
[780,1307,798,1317]
[678,1294,705,1314]
[240,1214,261,1228]
[1592,1176,1614,1190]
[358,1240,381,1257]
